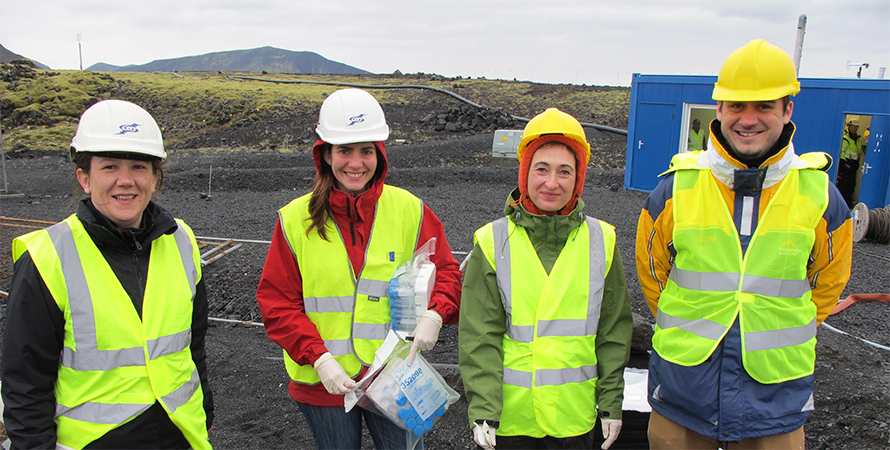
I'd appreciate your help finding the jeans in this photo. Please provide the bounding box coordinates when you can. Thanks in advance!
[297,402,423,450]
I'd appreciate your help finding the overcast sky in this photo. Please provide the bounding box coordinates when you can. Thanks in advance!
[2,1,888,86]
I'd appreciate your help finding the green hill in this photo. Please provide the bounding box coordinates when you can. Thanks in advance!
[87,46,369,75]
[1,62,629,167]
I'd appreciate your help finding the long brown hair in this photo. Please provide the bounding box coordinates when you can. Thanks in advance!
[306,144,335,241]
[305,143,385,241]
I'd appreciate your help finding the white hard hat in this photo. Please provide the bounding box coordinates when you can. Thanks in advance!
[315,89,389,145]
[69,99,166,161]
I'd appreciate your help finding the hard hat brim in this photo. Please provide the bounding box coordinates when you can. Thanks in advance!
[712,82,801,102]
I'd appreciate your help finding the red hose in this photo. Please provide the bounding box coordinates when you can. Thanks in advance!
[830,293,890,315]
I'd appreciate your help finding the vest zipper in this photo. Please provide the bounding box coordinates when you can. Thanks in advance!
[347,199,357,246]
[133,252,146,320]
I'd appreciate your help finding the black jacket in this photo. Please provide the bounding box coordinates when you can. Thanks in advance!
[1,200,213,449]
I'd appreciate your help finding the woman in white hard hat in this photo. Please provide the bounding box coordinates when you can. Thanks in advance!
[257,88,462,449]
[1,100,213,449]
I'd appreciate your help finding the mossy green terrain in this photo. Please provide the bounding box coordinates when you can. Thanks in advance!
[1,62,629,158]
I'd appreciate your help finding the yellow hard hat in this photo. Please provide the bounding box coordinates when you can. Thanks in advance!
[517,108,590,163]
[712,39,801,102]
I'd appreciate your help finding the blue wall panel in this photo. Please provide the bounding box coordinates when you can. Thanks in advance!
[625,74,890,206]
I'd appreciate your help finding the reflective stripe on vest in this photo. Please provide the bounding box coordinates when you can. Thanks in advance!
[278,185,423,384]
[43,220,197,372]
[494,217,606,346]
[13,215,209,449]
[654,161,827,384]
[479,215,614,438]
[55,369,200,421]
[841,135,861,160]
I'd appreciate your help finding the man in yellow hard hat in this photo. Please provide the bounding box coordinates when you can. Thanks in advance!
[635,39,853,449]
[837,116,864,208]
[461,108,633,449]
[688,119,705,150]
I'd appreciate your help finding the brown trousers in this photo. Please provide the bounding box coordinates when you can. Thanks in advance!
[648,410,805,450]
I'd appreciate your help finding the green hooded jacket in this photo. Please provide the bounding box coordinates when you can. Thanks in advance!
[459,188,633,431]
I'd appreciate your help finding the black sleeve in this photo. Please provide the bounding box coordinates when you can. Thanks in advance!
[190,277,214,430]
[1,252,66,449]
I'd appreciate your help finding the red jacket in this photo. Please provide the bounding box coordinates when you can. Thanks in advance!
[256,140,462,406]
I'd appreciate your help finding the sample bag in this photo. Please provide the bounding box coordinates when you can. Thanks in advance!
[345,331,459,447]
[389,238,437,335]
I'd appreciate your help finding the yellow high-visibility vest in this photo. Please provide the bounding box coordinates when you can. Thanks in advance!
[12,215,210,449]
[654,151,829,384]
[278,185,423,384]
[841,134,862,160]
[689,128,706,150]
[474,215,615,437]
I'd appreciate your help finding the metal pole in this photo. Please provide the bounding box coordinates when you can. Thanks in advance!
[1,122,7,193]
[792,14,807,76]
[77,33,83,71]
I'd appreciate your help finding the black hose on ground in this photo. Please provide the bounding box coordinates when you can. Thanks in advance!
[228,75,629,136]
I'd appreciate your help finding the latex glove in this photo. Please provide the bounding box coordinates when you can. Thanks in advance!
[472,421,497,449]
[313,352,357,395]
[407,310,443,366]
[601,418,622,449]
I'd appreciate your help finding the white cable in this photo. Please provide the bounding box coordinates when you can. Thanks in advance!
[821,322,890,351]
[208,317,265,327]
[196,236,272,244]
[196,235,472,256]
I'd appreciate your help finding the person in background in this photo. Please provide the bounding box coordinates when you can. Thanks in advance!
[688,118,706,150]
[460,108,632,450]
[837,116,864,208]
[256,88,462,450]
[636,39,852,449]
[2,99,213,449]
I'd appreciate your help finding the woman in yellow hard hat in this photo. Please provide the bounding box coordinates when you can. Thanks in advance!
[460,108,633,449]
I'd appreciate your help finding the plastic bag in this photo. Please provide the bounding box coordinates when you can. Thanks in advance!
[389,238,437,335]
[345,331,459,444]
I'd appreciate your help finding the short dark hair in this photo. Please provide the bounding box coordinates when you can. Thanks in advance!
[72,152,166,198]
[780,96,791,111]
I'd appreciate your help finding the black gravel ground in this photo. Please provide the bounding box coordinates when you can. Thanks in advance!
[1,133,888,449]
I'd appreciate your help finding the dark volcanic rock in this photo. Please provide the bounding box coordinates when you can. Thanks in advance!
[1,133,887,449]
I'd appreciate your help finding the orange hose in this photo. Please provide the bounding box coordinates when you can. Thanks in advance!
[830,293,890,315]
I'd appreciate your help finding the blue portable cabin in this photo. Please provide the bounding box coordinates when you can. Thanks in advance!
[624,73,890,208]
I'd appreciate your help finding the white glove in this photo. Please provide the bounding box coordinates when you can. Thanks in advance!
[313,352,357,395]
[407,310,443,366]
[601,418,622,449]
[472,421,497,449]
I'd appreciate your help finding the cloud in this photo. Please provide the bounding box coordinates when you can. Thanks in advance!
[2,0,887,85]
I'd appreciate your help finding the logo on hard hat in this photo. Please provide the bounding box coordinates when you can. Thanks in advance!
[117,123,141,135]
[347,114,366,127]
